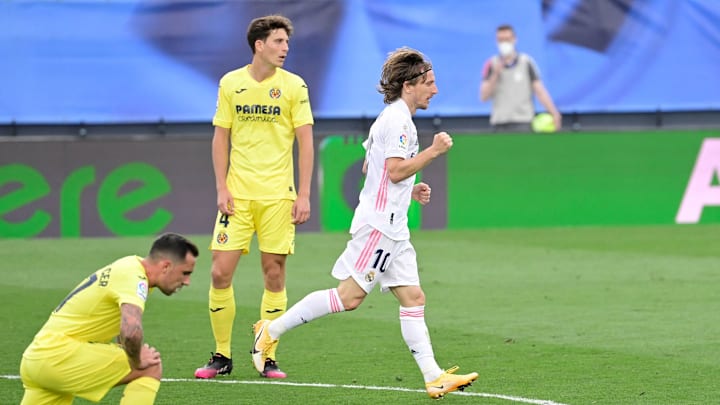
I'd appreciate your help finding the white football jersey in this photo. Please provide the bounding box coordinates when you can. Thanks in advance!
[350,99,419,240]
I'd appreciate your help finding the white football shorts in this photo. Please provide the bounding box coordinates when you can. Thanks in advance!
[331,225,419,293]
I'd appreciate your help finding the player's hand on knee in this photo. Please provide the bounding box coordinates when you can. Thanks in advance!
[139,343,162,369]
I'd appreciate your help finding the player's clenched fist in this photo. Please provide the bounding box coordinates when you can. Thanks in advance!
[431,131,453,155]
[412,182,432,205]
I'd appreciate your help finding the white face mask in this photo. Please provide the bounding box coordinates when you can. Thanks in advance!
[497,41,515,56]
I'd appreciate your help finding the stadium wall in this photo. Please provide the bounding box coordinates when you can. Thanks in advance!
[2,130,718,238]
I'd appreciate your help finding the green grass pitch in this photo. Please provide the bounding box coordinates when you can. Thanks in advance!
[1,225,719,404]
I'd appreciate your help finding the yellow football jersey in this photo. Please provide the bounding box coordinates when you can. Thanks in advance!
[213,65,314,200]
[25,256,149,355]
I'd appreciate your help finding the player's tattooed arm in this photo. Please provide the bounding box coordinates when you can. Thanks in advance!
[120,303,145,369]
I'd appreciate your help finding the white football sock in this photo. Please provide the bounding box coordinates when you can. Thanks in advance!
[400,305,443,382]
[268,288,345,339]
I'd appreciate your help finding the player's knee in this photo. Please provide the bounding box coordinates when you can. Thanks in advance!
[262,262,286,288]
[210,265,234,287]
[210,251,242,287]
[263,265,284,282]
[341,296,364,311]
[397,287,425,307]
[337,279,367,310]
[412,289,426,306]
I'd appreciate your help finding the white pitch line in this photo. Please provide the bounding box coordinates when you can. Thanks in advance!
[1,375,568,405]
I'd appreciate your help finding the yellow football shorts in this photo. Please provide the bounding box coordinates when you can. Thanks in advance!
[20,334,131,404]
[210,199,295,255]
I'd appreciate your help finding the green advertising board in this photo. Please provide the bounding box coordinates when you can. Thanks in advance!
[2,131,718,238]
[447,131,720,227]
[0,138,216,238]
[318,130,720,230]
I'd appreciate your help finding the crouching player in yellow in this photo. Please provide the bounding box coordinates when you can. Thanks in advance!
[20,233,199,405]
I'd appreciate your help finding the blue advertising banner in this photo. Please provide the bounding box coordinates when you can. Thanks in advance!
[1,0,719,123]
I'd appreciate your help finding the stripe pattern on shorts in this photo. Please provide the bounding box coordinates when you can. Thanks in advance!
[354,229,382,273]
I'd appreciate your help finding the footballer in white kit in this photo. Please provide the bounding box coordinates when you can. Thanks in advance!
[252,47,477,399]
[331,99,421,294]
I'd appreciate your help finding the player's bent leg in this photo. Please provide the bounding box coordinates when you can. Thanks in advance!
[252,286,350,375]
[118,360,162,386]
[425,366,479,399]
[20,358,73,405]
[336,277,369,311]
[22,340,133,403]
[20,387,73,405]
[120,376,161,405]
[118,346,162,404]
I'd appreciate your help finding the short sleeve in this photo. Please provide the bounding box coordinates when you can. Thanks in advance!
[212,76,234,129]
[291,78,314,128]
[109,262,148,311]
[382,118,410,159]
